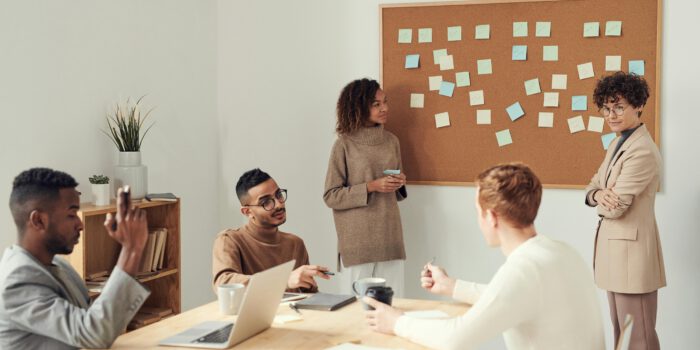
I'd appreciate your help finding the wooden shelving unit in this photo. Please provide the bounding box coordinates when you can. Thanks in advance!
[63,199,181,326]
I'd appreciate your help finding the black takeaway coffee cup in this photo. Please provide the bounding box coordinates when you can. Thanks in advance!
[364,286,394,310]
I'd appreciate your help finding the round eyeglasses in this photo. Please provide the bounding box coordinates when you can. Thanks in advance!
[599,104,629,117]
[245,189,287,211]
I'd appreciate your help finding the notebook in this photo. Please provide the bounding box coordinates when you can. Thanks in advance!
[293,292,356,311]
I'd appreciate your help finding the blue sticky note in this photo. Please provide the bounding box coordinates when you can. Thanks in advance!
[506,102,525,121]
[601,133,617,150]
[405,54,420,69]
[629,60,645,75]
[496,129,513,147]
[572,96,588,111]
[439,81,455,97]
[512,45,527,61]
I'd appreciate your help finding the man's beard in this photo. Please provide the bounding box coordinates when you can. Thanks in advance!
[259,208,286,228]
[44,225,74,255]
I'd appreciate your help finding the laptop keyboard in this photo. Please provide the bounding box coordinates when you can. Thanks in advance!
[192,323,234,344]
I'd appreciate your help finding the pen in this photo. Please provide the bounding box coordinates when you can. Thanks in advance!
[289,303,302,315]
[322,271,335,276]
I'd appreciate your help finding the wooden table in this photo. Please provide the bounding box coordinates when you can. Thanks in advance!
[111,298,469,349]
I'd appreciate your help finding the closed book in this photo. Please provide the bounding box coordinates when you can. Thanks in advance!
[145,193,177,202]
[152,228,166,271]
[293,293,356,311]
[157,229,168,269]
[139,231,157,273]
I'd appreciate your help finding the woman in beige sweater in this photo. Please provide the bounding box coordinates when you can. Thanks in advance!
[324,78,408,296]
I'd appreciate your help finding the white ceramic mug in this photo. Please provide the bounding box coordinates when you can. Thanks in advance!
[217,283,246,315]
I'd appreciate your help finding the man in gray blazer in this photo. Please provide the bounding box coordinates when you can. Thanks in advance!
[0,168,151,349]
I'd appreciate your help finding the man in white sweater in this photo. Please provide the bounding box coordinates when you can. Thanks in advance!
[364,163,605,350]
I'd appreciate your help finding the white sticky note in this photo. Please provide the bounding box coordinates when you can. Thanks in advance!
[496,129,513,147]
[513,22,528,37]
[605,21,622,36]
[476,109,491,125]
[469,90,485,106]
[433,49,448,65]
[568,115,585,133]
[439,55,454,71]
[273,314,303,325]
[428,76,443,91]
[588,116,604,132]
[410,93,424,108]
[538,112,554,127]
[578,62,594,79]
[543,92,559,107]
[405,310,450,319]
[552,74,567,90]
[447,26,462,41]
[606,55,622,71]
[477,59,492,75]
[543,45,558,61]
[398,28,412,43]
[535,21,551,37]
[418,28,433,43]
[583,22,599,37]
[455,71,470,87]
[435,112,450,128]
[524,78,541,96]
[475,24,490,39]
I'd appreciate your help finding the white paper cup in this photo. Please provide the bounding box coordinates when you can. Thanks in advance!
[217,283,246,315]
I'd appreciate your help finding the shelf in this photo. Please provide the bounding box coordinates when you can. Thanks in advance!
[87,267,179,299]
[79,199,178,216]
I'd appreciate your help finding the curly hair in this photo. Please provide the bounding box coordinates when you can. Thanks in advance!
[336,78,380,135]
[475,163,542,229]
[236,168,271,203]
[593,71,650,112]
[10,167,78,233]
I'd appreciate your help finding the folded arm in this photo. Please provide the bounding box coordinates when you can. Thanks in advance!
[596,149,657,219]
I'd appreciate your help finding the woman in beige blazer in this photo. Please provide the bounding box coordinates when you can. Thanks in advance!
[585,72,665,350]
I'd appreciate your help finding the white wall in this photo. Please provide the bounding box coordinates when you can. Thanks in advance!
[0,0,219,311]
[218,0,700,349]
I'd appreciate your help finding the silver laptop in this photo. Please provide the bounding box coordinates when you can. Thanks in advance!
[159,260,294,348]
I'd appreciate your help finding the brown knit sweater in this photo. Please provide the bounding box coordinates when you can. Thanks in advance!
[211,224,317,293]
[323,125,407,267]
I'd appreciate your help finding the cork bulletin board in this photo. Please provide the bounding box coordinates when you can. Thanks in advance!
[380,0,661,188]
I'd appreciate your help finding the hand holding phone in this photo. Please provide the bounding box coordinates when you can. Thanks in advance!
[112,186,131,231]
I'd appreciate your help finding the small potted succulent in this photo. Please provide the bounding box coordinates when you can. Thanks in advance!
[89,175,111,206]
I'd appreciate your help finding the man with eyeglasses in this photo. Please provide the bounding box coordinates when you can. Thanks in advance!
[584,71,664,350]
[212,168,330,292]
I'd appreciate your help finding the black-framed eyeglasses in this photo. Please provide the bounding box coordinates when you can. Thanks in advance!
[244,189,287,211]
[599,104,629,117]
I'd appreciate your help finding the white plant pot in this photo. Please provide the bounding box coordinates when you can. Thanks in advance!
[92,183,111,206]
[114,151,148,199]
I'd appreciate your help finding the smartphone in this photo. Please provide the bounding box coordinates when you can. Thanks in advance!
[112,186,131,230]
[383,169,400,175]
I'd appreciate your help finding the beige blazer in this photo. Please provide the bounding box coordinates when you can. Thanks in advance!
[585,124,666,293]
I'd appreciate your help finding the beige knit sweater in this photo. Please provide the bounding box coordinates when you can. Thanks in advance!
[323,125,407,267]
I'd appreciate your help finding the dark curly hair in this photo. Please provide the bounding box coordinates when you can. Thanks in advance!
[10,167,78,233]
[593,71,650,116]
[336,78,380,135]
[236,168,271,203]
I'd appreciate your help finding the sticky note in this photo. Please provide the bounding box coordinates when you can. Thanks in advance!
[469,90,485,106]
[606,55,622,71]
[447,26,462,41]
[496,129,513,147]
[513,22,528,37]
[568,116,585,133]
[538,112,554,127]
[455,72,471,87]
[543,92,559,107]
[605,21,622,36]
[506,102,525,121]
[535,22,551,37]
[410,93,424,108]
[439,81,455,97]
[476,109,491,125]
[405,54,419,69]
[543,46,558,61]
[428,76,442,91]
[439,55,454,71]
[475,24,490,39]
[572,95,588,111]
[398,29,412,43]
[601,132,617,150]
[588,116,604,132]
[629,60,645,75]
[552,74,567,90]
[578,62,594,79]
[524,78,541,96]
[418,28,433,43]
[477,59,492,75]
[433,49,448,65]
[512,45,527,61]
[435,112,450,128]
[583,22,599,37]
